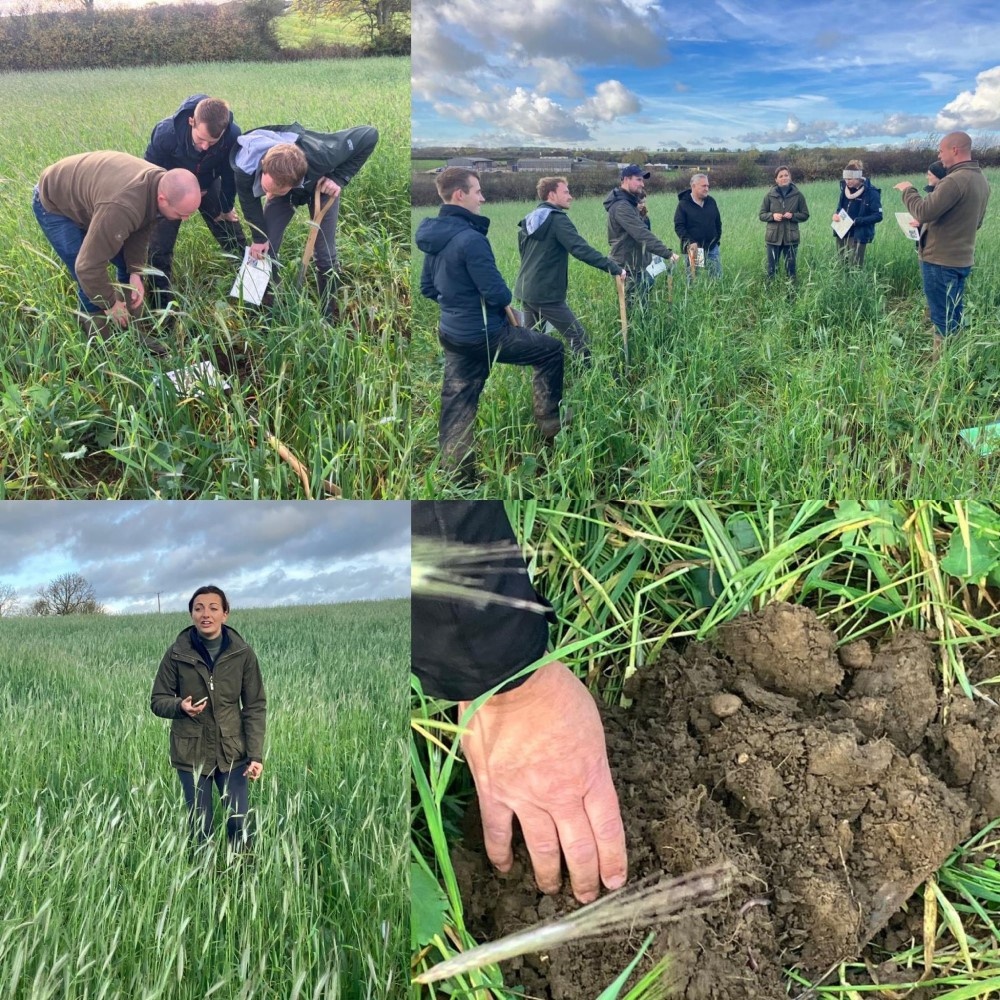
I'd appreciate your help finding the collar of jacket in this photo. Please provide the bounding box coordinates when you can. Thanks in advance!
[439,203,491,234]
[615,187,639,207]
[189,624,231,669]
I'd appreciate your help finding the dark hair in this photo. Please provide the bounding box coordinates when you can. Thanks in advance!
[188,586,229,613]
[775,165,791,180]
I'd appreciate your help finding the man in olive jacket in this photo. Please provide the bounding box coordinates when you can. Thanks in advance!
[151,605,266,849]
[894,130,991,343]
[514,176,625,363]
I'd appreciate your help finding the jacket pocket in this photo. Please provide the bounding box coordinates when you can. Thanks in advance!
[765,222,780,244]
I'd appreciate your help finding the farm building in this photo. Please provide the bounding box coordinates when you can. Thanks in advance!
[445,156,497,171]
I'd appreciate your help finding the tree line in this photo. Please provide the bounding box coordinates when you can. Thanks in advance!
[0,574,105,617]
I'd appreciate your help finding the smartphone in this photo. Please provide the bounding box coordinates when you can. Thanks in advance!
[193,696,208,707]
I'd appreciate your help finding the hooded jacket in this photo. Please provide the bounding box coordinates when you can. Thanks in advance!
[603,187,674,275]
[144,94,241,213]
[901,160,991,267]
[514,203,618,305]
[411,501,554,702]
[150,624,266,774]
[759,183,809,245]
[673,189,722,252]
[833,178,883,244]
[416,205,512,343]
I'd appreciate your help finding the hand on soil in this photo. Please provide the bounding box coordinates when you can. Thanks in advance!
[458,660,627,905]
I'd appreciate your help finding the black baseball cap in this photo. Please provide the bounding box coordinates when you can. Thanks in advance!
[621,164,651,180]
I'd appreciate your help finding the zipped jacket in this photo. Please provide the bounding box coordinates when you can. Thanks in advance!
[603,186,674,274]
[514,203,618,304]
[150,624,266,774]
[833,179,883,244]
[758,183,809,245]
[416,206,512,343]
[673,189,722,252]
[144,93,241,213]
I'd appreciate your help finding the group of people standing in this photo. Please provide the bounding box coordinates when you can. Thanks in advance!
[32,94,378,354]
[417,129,991,482]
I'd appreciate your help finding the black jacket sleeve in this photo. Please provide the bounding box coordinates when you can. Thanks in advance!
[411,501,553,701]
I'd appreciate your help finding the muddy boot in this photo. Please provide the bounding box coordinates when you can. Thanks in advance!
[315,268,341,324]
[440,379,479,483]
[212,218,248,258]
[77,312,114,344]
[532,381,567,440]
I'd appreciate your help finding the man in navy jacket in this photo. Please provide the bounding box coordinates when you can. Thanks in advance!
[416,168,565,484]
[144,95,247,309]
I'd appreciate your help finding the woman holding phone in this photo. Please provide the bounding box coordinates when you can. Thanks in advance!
[150,585,267,852]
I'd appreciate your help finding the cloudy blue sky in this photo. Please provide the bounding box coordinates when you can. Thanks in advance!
[412,0,1000,150]
[0,502,410,615]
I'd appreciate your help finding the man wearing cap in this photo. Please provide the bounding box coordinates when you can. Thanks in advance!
[32,151,201,347]
[514,175,625,364]
[893,131,990,348]
[603,164,679,307]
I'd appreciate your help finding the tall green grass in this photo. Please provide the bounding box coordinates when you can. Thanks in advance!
[1,59,410,499]
[1,600,408,998]
[410,173,1000,497]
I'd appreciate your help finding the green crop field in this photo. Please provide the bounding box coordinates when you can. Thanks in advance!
[0,600,408,999]
[411,171,1000,498]
[1,58,410,500]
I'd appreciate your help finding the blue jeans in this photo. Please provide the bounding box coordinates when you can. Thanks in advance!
[683,244,722,281]
[32,186,127,314]
[920,260,972,335]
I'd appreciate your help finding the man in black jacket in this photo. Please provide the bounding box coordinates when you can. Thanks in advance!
[415,168,565,484]
[514,176,625,364]
[144,95,247,309]
[412,500,627,904]
[674,173,722,280]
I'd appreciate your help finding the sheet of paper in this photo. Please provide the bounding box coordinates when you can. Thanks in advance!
[156,361,231,398]
[894,212,920,241]
[229,247,272,304]
[959,421,1000,456]
[646,255,667,278]
[831,212,854,238]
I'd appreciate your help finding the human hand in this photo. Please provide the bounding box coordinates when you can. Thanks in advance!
[772,212,783,221]
[894,181,913,192]
[105,299,130,327]
[318,177,341,199]
[459,660,627,904]
[249,241,269,260]
[128,273,144,309]
[214,209,240,223]
[669,252,680,263]
[180,695,208,717]
[244,760,263,780]
[782,212,793,220]
[832,213,840,222]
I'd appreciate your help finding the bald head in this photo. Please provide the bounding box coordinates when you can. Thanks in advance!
[939,131,973,169]
[158,169,202,221]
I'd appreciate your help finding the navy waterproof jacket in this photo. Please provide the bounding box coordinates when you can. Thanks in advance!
[416,206,512,343]
[144,94,241,214]
[834,179,883,244]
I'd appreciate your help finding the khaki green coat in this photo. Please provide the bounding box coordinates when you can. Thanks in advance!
[150,625,266,774]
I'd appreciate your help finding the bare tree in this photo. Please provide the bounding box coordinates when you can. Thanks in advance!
[0,583,19,617]
[34,573,105,616]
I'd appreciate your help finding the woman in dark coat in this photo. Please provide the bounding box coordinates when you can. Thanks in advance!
[759,165,809,282]
[831,158,883,267]
[150,585,266,851]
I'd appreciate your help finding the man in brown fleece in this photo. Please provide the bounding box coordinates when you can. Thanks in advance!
[893,131,991,349]
[32,151,201,335]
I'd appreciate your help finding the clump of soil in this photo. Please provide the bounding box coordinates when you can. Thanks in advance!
[452,604,1000,999]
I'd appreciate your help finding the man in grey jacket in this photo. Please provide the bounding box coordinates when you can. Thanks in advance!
[603,164,678,308]
[894,131,991,348]
[514,176,624,364]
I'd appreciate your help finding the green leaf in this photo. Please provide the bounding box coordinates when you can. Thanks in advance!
[596,932,656,1000]
[940,528,1000,583]
[411,862,449,950]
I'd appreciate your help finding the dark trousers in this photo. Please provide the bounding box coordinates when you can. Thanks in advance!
[177,766,250,849]
[438,323,564,474]
[522,300,590,361]
[766,243,797,280]
[148,177,248,309]
[835,236,867,267]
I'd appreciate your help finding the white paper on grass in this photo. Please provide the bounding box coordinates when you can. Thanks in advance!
[646,255,668,278]
[831,212,855,238]
[156,361,230,398]
[895,212,921,241]
[230,247,272,304]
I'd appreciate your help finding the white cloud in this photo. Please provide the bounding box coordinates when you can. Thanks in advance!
[433,86,592,141]
[937,65,1000,130]
[575,80,641,122]
[918,72,958,94]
